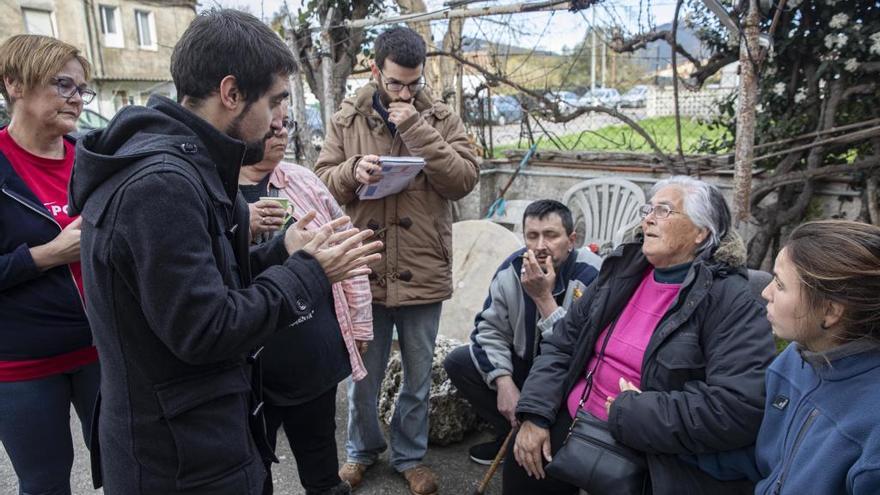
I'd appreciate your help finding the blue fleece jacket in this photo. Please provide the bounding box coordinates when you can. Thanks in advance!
[754,342,880,495]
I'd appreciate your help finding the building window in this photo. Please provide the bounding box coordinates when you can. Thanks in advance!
[22,8,55,37]
[99,5,123,48]
[135,10,157,50]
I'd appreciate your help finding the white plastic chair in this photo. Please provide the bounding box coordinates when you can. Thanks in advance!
[562,178,646,251]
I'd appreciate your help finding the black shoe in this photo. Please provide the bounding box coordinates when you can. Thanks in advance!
[468,436,507,465]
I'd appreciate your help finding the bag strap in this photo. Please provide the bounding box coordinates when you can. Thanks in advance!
[575,317,620,412]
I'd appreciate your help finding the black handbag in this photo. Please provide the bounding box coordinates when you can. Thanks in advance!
[545,319,648,494]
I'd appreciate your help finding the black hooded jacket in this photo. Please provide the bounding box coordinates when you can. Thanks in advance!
[69,95,330,494]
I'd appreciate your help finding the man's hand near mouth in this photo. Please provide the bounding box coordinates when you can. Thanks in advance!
[520,249,559,319]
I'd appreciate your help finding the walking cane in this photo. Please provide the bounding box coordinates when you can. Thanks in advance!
[473,428,515,495]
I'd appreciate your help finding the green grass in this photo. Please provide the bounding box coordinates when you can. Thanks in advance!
[494,116,733,157]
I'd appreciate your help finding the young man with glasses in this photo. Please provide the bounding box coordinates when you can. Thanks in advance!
[315,25,479,495]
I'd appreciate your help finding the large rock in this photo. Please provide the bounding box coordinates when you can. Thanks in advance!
[438,220,523,343]
[379,335,484,446]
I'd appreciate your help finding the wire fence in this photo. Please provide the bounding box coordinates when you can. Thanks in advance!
[462,84,736,159]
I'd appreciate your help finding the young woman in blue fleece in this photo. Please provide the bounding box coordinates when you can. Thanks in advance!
[755,220,880,495]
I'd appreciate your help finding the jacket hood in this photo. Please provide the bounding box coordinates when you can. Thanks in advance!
[623,226,747,269]
[708,229,747,268]
[69,95,248,216]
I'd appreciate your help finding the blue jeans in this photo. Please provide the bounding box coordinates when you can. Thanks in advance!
[0,361,100,495]
[345,303,441,472]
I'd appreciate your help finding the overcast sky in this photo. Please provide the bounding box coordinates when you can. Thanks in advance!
[201,0,676,55]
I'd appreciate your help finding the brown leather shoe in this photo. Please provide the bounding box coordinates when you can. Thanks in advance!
[338,462,368,491]
[402,465,438,495]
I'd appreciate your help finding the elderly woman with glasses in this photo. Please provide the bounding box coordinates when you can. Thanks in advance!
[503,176,776,495]
[0,35,100,493]
[239,100,372,495]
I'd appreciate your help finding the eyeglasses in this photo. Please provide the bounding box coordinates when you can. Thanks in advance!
[639,204,682,219]
[51,77,96,104]
[380,72,425,94]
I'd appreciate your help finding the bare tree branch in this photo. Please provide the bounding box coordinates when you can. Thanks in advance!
[609,30,701,68]
[751,157,880,199]
[427,50,679,172]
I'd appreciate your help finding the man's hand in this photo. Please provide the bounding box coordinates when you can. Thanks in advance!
[494,375,521,428]
[513,420,552,479]
[355,155,383,185]
[30,216,82,271]
[248,200,288,237]
[387,101,418,127]
[283,211,323,255]
[301,225,383,283]
[520,250,558,319]
[605,377,642,416]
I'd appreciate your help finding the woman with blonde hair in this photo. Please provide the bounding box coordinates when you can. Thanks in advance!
[756,220,880,494]
[0,34,98,494]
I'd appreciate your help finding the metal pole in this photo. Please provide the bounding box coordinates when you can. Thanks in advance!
[601,33,607,88]
[590,9,596,91]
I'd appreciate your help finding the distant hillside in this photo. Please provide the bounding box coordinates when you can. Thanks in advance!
[461,36,556,57]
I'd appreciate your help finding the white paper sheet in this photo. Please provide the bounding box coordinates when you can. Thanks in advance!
[357,156,426,200]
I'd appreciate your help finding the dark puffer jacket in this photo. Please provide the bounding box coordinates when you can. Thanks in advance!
[516,232,776,495]
[69,95,331,494]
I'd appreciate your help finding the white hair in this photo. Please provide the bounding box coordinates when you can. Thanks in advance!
[650,176,731,254]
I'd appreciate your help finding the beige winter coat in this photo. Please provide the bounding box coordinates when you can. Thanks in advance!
[315,82,479,307]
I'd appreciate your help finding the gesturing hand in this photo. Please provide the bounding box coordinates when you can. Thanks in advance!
[283,211,321,255]
[513,420,552,480]
[300,225,383,283]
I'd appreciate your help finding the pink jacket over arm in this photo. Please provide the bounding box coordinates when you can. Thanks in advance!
[269,161,373,381]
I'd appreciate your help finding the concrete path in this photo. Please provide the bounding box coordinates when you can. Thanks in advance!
[1,385,502,495]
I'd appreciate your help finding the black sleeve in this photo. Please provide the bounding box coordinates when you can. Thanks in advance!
[0,243,42,291]
[608,283,775,454]
[112,170,331,365]
[249,233,289,276]
[516,284,597,425]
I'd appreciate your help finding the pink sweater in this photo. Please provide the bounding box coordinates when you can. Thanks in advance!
[269,162,373,381]
[567,269,680,420]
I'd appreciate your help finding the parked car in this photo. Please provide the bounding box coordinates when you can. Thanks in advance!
[77,108,110,132]
[578,88,621,108]
[619,85,649,108]
[464,95,524,126]
[546,90,580,115]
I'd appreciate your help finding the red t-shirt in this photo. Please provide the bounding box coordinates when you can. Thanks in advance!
[0,129,97,381]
